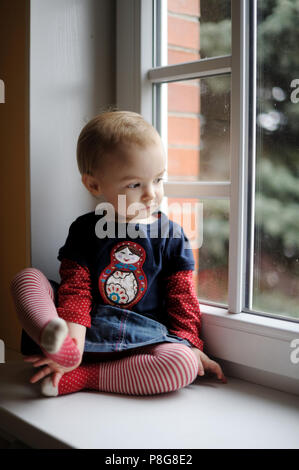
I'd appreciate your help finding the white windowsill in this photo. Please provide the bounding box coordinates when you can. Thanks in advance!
[199,304,299,396]
[1,307,298,449]
[1,361,299,449]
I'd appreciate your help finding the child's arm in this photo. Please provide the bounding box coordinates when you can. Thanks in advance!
[164,269,226,382]
[164,270,203,350]
[55,258,92,360]
[56,258,92,329]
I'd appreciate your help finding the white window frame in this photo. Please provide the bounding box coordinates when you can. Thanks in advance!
[116,0,299,395]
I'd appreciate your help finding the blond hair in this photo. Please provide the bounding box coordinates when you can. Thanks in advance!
[77,110,161,175]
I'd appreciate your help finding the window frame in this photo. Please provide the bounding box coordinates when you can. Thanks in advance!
[116,0,299,394]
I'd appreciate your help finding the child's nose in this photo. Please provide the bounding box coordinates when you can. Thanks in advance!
[142,184,155,201]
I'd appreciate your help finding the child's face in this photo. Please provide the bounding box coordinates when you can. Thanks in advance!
[84,140,166,222]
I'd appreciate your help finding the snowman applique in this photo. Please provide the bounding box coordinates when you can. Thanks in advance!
[98,241,147,309]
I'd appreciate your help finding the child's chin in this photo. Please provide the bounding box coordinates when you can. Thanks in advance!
[129,210,153,219]
[117,206,157,223]
[127,214,154,224]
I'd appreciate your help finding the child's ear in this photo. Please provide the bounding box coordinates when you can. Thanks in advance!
[81,173,102,197]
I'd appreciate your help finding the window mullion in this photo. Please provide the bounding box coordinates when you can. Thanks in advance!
[148,56,232,83]
[116,0,153,122]
[245,0,257,311]
[228,0,249,314]
[164,181,230,200]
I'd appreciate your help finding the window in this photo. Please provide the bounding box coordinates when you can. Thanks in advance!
[117,0,299,393]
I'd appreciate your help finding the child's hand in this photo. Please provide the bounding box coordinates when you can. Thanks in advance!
[190,347,227,384]
[24,323,86,388]
[24,351,81,388]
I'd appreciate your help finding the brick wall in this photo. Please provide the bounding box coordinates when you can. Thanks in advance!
[165,1,230,303]
[168,0,200,64]
[167,0,201,182]
[168,0,200,180]
[167,0,201,292]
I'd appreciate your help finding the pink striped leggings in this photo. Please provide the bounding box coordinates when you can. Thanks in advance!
[10,268,199,396]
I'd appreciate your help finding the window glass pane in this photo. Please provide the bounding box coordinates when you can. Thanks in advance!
[252,0,299,320]
[156,0,231,67]
[167,197,229,305]
[157,75,230,181]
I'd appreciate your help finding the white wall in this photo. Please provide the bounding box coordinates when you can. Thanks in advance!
[30,0,116,281]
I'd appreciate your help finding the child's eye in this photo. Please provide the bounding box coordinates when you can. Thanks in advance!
[127,183,140,189]
[154,177,164,184]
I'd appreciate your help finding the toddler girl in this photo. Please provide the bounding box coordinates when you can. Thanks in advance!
[11,110,226,397]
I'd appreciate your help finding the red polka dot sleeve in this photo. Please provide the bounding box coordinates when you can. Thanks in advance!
[164,270,204,351]
[56,258,92,328]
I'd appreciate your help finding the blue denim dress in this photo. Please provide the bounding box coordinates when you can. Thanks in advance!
[84,303,191,353]
[50,280,191,353]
